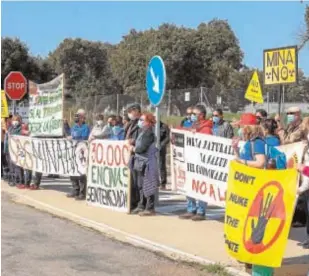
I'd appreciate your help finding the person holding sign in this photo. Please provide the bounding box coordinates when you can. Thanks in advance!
[67,109,90,200]
[179,104,212,221]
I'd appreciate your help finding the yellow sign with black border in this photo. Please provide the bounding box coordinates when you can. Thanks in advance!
[263,46,298,85]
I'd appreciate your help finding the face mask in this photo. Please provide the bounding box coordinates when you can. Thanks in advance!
[137,120,144,128]
[128,113,135,120]
[256,117,262,124]
[12,121,19,127]
[238,128,243,137]
[191,114,197,122]
[97,120,103,126]
[287,114,295,124]
[212,116,220,124]
[113,125,121,134]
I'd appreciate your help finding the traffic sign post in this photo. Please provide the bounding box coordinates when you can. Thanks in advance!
[4,71,27,115]
[146,56,166,204]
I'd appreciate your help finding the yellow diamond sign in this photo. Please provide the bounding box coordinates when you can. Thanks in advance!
[245,71,263,103]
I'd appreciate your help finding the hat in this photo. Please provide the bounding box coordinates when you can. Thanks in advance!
[76,109,86,115]
[126,103,141,112]
[286,106,301,113]
[238,113,257,126]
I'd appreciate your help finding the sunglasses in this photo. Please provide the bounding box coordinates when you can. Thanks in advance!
[287,112,296,115]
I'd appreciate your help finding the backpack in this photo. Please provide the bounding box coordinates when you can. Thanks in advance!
[265,143,287,170]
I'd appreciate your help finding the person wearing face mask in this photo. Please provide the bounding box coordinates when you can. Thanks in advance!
[180,107,193,128]
[179,105,212,221]
[255,109,268,125]
[125,103,142,210]
[88,114,108,141]
[67,109,90,200]
[212,108,234,138]
[276,107,305,145]
[111,116,125,141]
[129,112,158,216]
[4,115,27,187]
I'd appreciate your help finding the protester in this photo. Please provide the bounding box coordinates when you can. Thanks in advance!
[125,103,142,210]
[276,107,305,144]
[130,112,158,216]
[180,107,193,128]
[232,113,266,168]
[111,116,125,140]
[123,115,130,130]
[1,115,12,179]
[67,109,90,200]
[255,109,268,125]
[159,121,170,189]
[4,115,28,187]
[63,118,71,136]
[212,108,234,138]
[179,104,212,221]
[88,114,110,141]
[297,117,309,248]
[261,118,280,147]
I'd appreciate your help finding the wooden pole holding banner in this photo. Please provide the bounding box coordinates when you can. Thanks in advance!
[278,85,282,116]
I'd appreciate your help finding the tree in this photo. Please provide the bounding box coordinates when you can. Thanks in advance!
[48,38,122,100]
[299,5,309,50]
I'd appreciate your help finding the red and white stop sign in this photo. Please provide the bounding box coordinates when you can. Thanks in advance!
[4,71,27,100]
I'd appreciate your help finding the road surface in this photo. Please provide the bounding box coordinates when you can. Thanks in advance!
[2,193,213,276]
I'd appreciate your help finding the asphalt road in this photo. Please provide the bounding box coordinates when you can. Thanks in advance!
[1,193,212,276]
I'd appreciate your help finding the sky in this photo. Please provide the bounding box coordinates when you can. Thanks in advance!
[1,1,309,76]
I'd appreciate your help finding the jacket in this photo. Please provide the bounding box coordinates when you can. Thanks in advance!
[213,120,234,138]
[278,120,305,145]
[89,124,112,140]
[111,125,125,141]
[135,126,155,154]
[181,118,193,128]
[71,123,90,141]
[160,122,170,150]
[63,122,71,137]
[124,119,140,144]
[193,119,213,135]
[299,145,309,194]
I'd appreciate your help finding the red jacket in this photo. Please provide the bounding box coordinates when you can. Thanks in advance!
[194,119,213,135]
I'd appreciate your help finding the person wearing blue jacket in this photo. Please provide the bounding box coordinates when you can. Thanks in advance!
[67,109,90,200]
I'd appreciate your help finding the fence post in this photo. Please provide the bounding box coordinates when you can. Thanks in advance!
[167,89,171,117]
[116,94,119,114]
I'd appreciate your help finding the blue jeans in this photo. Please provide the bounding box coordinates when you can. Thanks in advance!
[187,197,207,216]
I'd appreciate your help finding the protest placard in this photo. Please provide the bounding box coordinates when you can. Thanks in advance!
[86,140,131,213]
[28,74,64,136]
[9,135,88,176]
[224,161,297,267]
[171,129,306,207]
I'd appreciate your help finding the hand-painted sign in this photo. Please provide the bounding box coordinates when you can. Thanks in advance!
[224,161,297,267]
[170,128,305,207]
[9,135,88,176]
[28,74,64,136]
[86,140,131,213]
[263,46,298,85]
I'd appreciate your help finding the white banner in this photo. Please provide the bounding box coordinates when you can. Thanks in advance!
[171,129,306,207]
[28,74,64,136]
[9,135,88,176]
[86,140,131,213]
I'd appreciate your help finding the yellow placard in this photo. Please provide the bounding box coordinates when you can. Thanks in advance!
[224,161,297,267]
[263,46,298,85]
[1,90,9,118]
[245,71,263,103]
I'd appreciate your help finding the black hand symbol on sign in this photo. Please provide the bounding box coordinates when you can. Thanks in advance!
[250,193,275,244]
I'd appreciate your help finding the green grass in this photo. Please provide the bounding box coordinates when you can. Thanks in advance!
[201,263,233,276]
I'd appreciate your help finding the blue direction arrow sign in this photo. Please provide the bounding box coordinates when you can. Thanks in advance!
[146,56,166,106]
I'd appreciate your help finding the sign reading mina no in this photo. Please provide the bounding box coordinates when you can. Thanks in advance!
[263,45,298,86]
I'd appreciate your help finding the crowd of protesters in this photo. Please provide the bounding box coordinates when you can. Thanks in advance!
[1,103,309,246]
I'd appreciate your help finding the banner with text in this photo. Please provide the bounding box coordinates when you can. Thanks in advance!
[9,135,88,176]
[224,161,297,267]
[28,74,64,136]
[86,140,131,213]
[170,129,306,207]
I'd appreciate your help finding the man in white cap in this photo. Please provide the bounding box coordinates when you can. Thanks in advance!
[276,106,305,145]
[67,108,90,200]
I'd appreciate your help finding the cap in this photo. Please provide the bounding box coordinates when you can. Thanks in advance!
[238,113,257,126]
[76,109,86,115]
[286,106,301,113]
[126,103,141,112]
